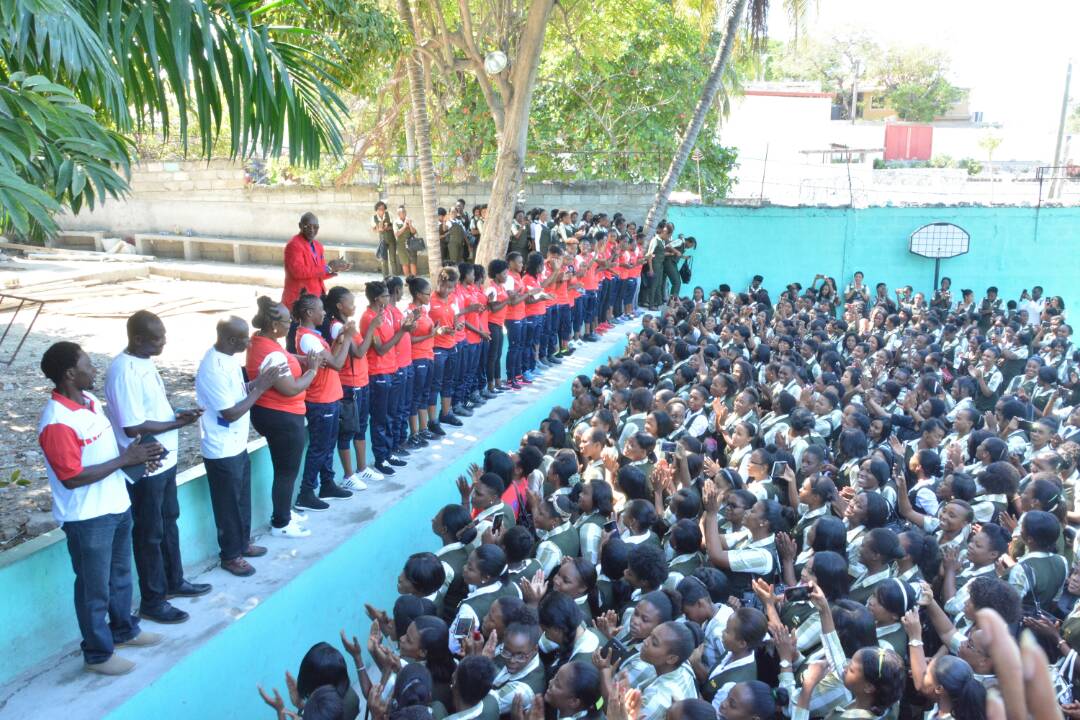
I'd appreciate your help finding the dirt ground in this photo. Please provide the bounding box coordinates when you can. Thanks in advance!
[0,256,387,548]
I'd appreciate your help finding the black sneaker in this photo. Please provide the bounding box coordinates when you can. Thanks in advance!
[407,435,427,448]
[439,414,463,427]
[546,355,563,364]
[295,489,330,512]
[453,404,474,417]
[318,480,353,500]
[373,461,396,476]
[393,445,411,456]
[139,602,189,625]
[426,423,446,437]
[387,456,407,467]
[584,333,599,342]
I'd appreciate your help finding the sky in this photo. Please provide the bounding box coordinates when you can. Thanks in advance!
[767,0,1076,138]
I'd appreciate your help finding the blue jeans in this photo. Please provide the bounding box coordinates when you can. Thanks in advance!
[433,346,457,407]
[389,368,406,448]
[572,297,585,335]
[301,400,341,491]
[127,466,183,611]
[524,315,540,371]
[558,304,572,343]
[63,510,141,664]
[585,290,598,326]
[396,365,414,443]
[413,358,433,413]
[369,374,393,462]
[621,277,638,310]
[461,342,481,399]
[453,341,469,404]
[543,306,558,356]
[607,278,622,319]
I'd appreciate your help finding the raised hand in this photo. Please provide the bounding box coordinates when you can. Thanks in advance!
[519,569,547,605]
[596,609,622,640]
[751,577,777,607]
[340,629,362,669]
[901,608,922,639]
[775,532,796,562]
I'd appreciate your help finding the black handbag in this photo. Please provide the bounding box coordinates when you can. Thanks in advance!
[679,256,693,284]
[406,234,426,252]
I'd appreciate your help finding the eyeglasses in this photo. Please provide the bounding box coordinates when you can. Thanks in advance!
[500,648,535,663]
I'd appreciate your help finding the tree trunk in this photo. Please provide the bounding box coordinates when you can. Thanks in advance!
[475,0,556,268]
[397,0,441,273]
[642,0,748,239]
[404,109,418,178]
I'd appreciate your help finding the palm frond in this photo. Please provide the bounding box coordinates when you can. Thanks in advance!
[0,72,132,240]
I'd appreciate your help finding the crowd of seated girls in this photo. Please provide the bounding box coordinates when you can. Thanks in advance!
[259,274,1079,720]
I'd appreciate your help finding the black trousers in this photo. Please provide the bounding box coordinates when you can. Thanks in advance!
[204,451,252,561]
[250,405,306,528]
[127,466,183,611]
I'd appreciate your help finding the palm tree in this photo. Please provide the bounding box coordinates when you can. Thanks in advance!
[642,0,751,238]
[1,0,348,240]
[395,0,441,270]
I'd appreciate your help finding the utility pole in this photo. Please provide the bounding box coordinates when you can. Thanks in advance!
[851,62,860,125]
[1050,59,1072,199]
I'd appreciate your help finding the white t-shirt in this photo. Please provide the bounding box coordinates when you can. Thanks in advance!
[195,348,249,460]
[38,391,131,523]
[104,352,178,473]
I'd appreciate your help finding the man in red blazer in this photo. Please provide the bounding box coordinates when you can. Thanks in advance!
[282,212,351,309]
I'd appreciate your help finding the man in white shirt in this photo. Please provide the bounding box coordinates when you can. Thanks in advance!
[39,341,165,675]
[104,311,208,625]
[196,317,284,577]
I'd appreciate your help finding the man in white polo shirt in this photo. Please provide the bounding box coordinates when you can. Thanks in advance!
[195,316,284,577]
[104,310,209,625]
[38,341,166,676]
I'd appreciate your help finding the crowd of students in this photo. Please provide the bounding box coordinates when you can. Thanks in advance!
[248,243,1080,720]
[33,208,1078,720]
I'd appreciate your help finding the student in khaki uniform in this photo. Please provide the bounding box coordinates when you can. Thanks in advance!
[393,205,419,277]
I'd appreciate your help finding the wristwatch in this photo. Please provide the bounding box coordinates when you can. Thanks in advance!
[908,639,924,647]
[779,660,793,669]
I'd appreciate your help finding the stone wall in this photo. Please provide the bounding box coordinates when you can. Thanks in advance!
[57,160,658,246]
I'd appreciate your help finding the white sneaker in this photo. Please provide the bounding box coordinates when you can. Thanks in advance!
[358,467,383,482]
[339,473,364,490]
[342,472,368,490]
[271,519,311,538]
[291,510,309,523]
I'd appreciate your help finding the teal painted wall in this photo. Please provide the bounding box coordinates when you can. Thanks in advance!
[0,335,624,714]
[669,206,1080,311]
[0,447,277,688]
[107,335,624,719]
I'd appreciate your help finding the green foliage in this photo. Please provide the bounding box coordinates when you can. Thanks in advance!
[0,0,354,239]
[522,0,740,198]
[877,46,966,122]
[0,72,131,240]
[958,158,982,176]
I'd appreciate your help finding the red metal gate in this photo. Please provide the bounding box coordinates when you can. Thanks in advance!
[884,124,933,161]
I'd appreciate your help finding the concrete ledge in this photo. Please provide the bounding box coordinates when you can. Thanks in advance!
[0,329,631,718]
[53,230,105,251]
[129,234,386,273]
